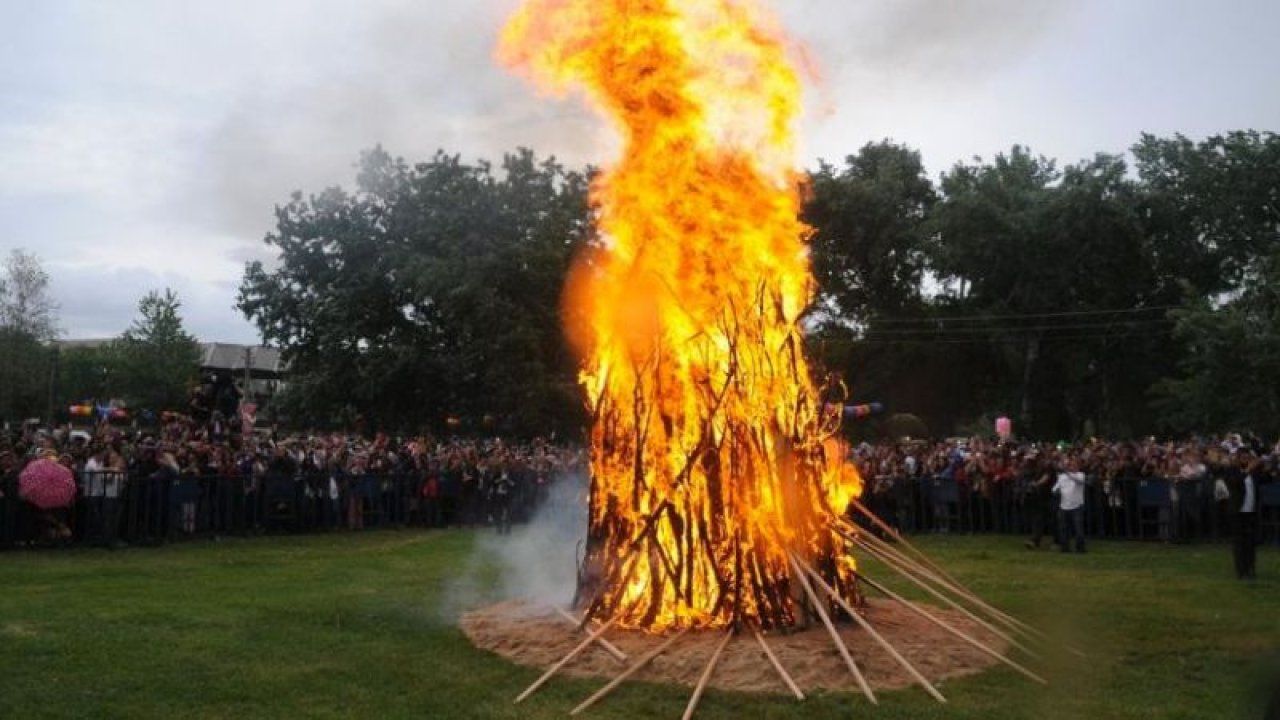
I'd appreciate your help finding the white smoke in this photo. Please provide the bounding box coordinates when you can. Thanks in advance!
[442,472,590,620]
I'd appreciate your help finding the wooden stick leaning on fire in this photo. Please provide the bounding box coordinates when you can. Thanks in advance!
[555,607,629,663]
[843,501,1056,645]
[514,616,621,704]
[790,553,947,704]
[855,572,1048,685]
[842,529,1041,659]
[753,628,805,700]
[787,554,878,705]
[681,627,735,720]
[571,629,690,716]
[840,508,1036,633]
[839,505,1086,658]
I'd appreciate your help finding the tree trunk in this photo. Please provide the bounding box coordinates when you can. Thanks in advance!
[1020,337,1039,434]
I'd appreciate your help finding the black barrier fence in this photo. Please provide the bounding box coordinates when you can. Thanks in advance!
[852,474,1280,546]
[2,471,1278,550]
[0,470,554,549]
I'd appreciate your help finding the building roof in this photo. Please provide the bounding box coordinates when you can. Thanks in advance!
[198,343,285,376]
[57,339,286,377]
[56,338,113,350]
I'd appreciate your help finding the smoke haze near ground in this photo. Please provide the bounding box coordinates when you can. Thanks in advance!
[441,473,589,621]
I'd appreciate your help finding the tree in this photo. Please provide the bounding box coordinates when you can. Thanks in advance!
[0,249,60,342]
[1133,131,1280,296]
[56,344,121,408]
[922,148,1176,437]
[238,147,592,435]
[0,250,59,423]
[0,327,48,424]
[114,289,201,413]
[805,141,937,322]
[1137,131,1280,436]
[1152,248,1280,437]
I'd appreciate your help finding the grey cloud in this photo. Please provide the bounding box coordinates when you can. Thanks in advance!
[200,0,1068,246]
[201,0,602,245]
[781,0,1068,86]
[54,264,255,343]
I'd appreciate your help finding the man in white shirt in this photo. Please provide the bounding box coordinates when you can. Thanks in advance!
[1053,458,1087,553]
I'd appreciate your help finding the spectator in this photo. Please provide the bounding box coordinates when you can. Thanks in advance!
[1053,458,1087,554]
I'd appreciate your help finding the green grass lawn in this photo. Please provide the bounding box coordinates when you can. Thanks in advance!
[1,530,1276,719]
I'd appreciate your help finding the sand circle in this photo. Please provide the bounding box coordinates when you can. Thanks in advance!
[461,598,1009,695]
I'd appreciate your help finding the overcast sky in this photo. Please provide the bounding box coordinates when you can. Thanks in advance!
[2,0,1277,344]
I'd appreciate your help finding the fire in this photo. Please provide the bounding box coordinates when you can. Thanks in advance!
[500,0,862,631]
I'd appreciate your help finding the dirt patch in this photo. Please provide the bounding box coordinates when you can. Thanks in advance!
[461,598,1008,695]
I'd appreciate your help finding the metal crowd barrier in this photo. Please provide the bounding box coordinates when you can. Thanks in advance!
[0,469,555,549]
[1,469,1277,549]
[858,473,1279,546]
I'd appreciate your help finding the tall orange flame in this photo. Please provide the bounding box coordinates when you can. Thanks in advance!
[500,0,862,631]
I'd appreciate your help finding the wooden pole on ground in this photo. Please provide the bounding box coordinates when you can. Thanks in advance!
[858,572,1047,685]
[570,629,689,716]
[788,554,877,705]
[681,627,734,720]
[556,607,628,663]
[753,629,804,700]
[514,616,620,704]
[793,555,946,704]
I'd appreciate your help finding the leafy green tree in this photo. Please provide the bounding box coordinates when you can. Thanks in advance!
[238,147,591,435]
[114,289,200,413]
[1134,131,1280,295]
[0,249,60,342]
[1152,249,1280,437]
[56,344,121,407]
[0,250,58,423]
[805,141,937,322]
[922,148,1176,437]
[0,327,48,424]
[1137,131,1280,436]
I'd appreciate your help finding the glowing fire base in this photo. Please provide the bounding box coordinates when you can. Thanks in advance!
[482,507,1053,718]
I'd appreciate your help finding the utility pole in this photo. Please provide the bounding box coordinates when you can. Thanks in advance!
[243,346,253,402]
[46,345,59,428]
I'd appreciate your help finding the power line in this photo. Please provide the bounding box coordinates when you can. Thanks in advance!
[853,329,1177,345]
[865,305,1180,325]
[862,317,1175,336]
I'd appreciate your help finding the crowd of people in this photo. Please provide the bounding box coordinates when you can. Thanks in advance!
[0,415,586,547]
[850,434,1279,577]
[4,417,1278,577]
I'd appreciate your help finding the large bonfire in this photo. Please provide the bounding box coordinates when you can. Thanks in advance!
[499,0,862,632]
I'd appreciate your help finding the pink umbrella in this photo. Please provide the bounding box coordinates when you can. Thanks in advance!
[19,459,77,510]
